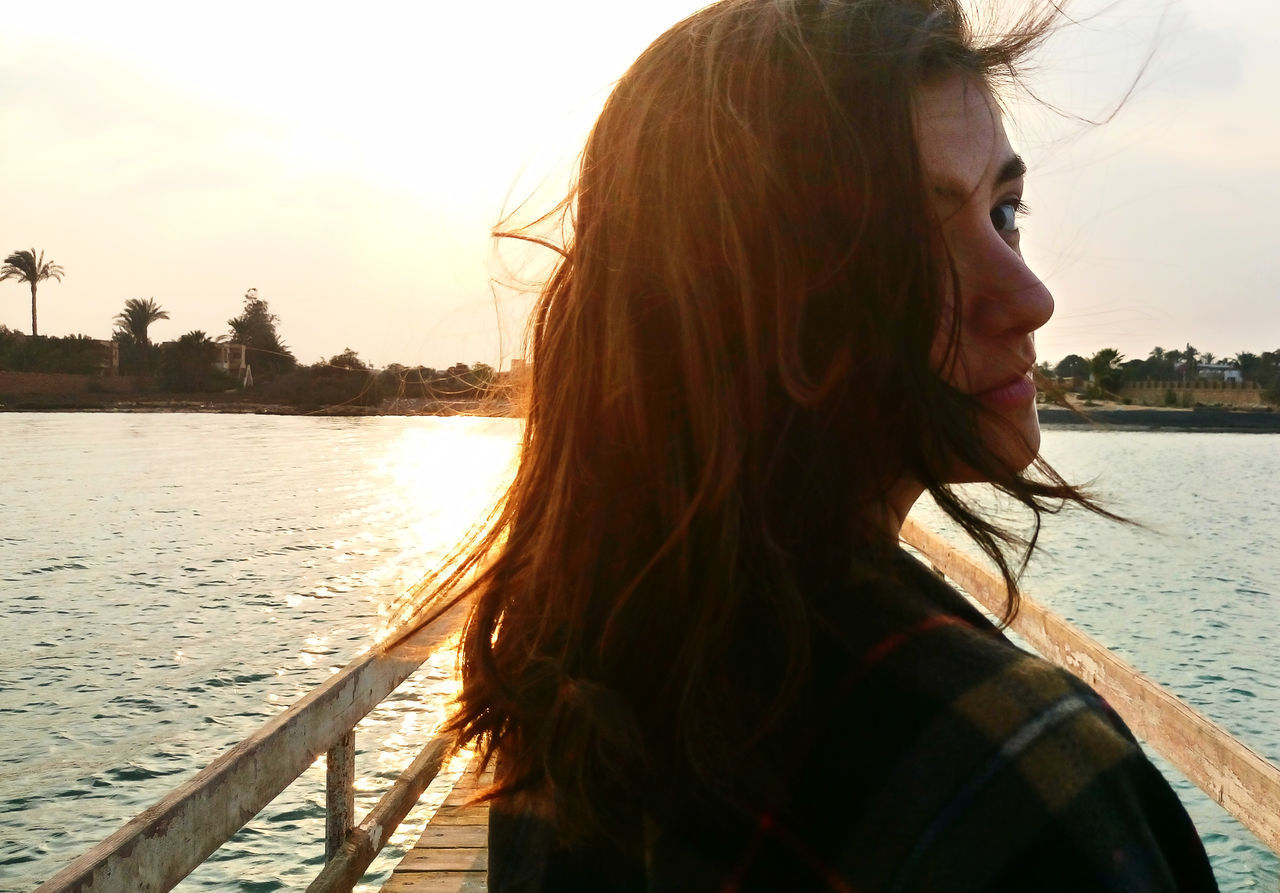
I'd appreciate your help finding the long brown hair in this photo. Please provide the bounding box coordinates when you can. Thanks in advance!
[411,0,1098,840]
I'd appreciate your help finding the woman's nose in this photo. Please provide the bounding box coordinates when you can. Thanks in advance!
[969,252,1054,336]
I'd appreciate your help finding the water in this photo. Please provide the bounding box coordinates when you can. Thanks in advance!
[0,413,522,891]
[2,416,1277,890]
[912,427,1280,890]
[1032,430,1280,888]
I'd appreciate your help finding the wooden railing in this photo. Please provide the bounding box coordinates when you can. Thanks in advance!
[33,595,471,893]
[901,520,1280,856]
[33,528,1280,891]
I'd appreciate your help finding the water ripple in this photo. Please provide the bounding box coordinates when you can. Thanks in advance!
[2,413,519,892]
[913,428,1280,890]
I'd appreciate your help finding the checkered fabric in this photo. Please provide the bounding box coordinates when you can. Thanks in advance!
[488,550,1219,892]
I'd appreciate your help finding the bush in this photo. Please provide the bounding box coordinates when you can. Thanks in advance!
[157,333,244,394]
[1163,388,1178,407]
[0,332,107,374]
[261,364,385,407]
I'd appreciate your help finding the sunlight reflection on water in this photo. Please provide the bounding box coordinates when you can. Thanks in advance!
[0,413,520,892]
[4,417,1275,890]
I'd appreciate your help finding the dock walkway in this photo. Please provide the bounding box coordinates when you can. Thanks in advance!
[382,762,490,892]
[32,530,1280,892]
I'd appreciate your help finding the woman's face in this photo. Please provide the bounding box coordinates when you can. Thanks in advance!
[915,75,1053,476]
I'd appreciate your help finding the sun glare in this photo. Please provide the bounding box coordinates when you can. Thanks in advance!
[368,418,521,604]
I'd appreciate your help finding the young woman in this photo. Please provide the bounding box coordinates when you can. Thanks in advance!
[414,0,1220,888]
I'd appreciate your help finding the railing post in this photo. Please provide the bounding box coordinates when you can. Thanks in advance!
[326,731,356,862]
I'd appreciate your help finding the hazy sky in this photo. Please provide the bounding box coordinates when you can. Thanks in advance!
[2,0,1275,370]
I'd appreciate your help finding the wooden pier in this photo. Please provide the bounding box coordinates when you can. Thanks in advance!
[381,763,490,892]
[31,528,1280,892]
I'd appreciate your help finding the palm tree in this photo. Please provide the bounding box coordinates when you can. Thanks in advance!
[1232,352,1259,382]
[1089,347,1125,395]
[113,297,170,347]
[0,248,65,337]
[161,330,216,391]
[1183,343,1200,379]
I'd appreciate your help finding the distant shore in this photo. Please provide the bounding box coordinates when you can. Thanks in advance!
[0,392,515,417]
[4,392,1279,430]
[1038,402,1280,433]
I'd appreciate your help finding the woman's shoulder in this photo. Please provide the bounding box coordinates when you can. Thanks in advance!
[783,551,1220,891]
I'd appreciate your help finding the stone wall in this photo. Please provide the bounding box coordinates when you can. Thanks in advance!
[1118,380,1271,408]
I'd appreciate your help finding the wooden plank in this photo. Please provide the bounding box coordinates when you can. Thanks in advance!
[380,874,486,893]
[411,826,488,847]
[438,766,489,801]
[424,810,488,826]
[901,519,1280,856]
[36,596,471,893]
[382,762,492,892]
[396,849,488,872]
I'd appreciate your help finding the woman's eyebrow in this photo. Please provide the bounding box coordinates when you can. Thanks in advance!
[931,154,1028,209]
[998,154,1027,185]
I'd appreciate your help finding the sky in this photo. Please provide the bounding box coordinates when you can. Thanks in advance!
[1,0,1276,371]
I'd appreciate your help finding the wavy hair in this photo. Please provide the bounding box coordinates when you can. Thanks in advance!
[408,0,1103,840]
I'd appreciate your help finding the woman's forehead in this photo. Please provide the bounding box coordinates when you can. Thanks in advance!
[914,76,1018,203]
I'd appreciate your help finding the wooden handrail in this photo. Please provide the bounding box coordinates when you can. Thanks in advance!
[901,519,1280,856]
[34,526,1280,890]
[307,732,455,892]
[34,595,471,893]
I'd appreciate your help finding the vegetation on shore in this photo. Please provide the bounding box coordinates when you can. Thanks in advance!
[0,266,504,411]
[4,247,1273,414]
[1045,344,1280,407]
[0,248,64,338]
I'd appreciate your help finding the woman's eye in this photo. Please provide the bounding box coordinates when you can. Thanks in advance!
[991,200,1022,234]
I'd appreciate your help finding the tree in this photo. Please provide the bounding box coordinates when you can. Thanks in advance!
[0,248,64,337]
[1256,350,1280,400]
[1182,343,1199,379]
[469,362,496,389]
[1053,354,1090,380]
[113,297,170,348]
[1120,358,1147,384]
[1142,346,1175,381]
[325,347,369,371]
[1232,352,1259,382]
[228,288,295,377]
[0,330,103,374]
[160,330,218,392]
[1089,348,1125,395]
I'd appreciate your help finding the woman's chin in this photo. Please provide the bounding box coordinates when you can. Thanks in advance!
[990,403,1042,474]
[946,405,1041,484]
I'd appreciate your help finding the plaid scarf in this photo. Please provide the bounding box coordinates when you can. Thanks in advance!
[489,550,1219,892]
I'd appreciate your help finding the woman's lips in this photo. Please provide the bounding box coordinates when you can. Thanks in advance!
[975,372,1036,411]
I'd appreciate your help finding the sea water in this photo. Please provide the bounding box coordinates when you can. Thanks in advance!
[1,414,1276,890]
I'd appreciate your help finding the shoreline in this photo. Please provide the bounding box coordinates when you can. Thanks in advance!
[1038,404,1280,433]
[4,394,1279,431]
[0,394,515,417]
